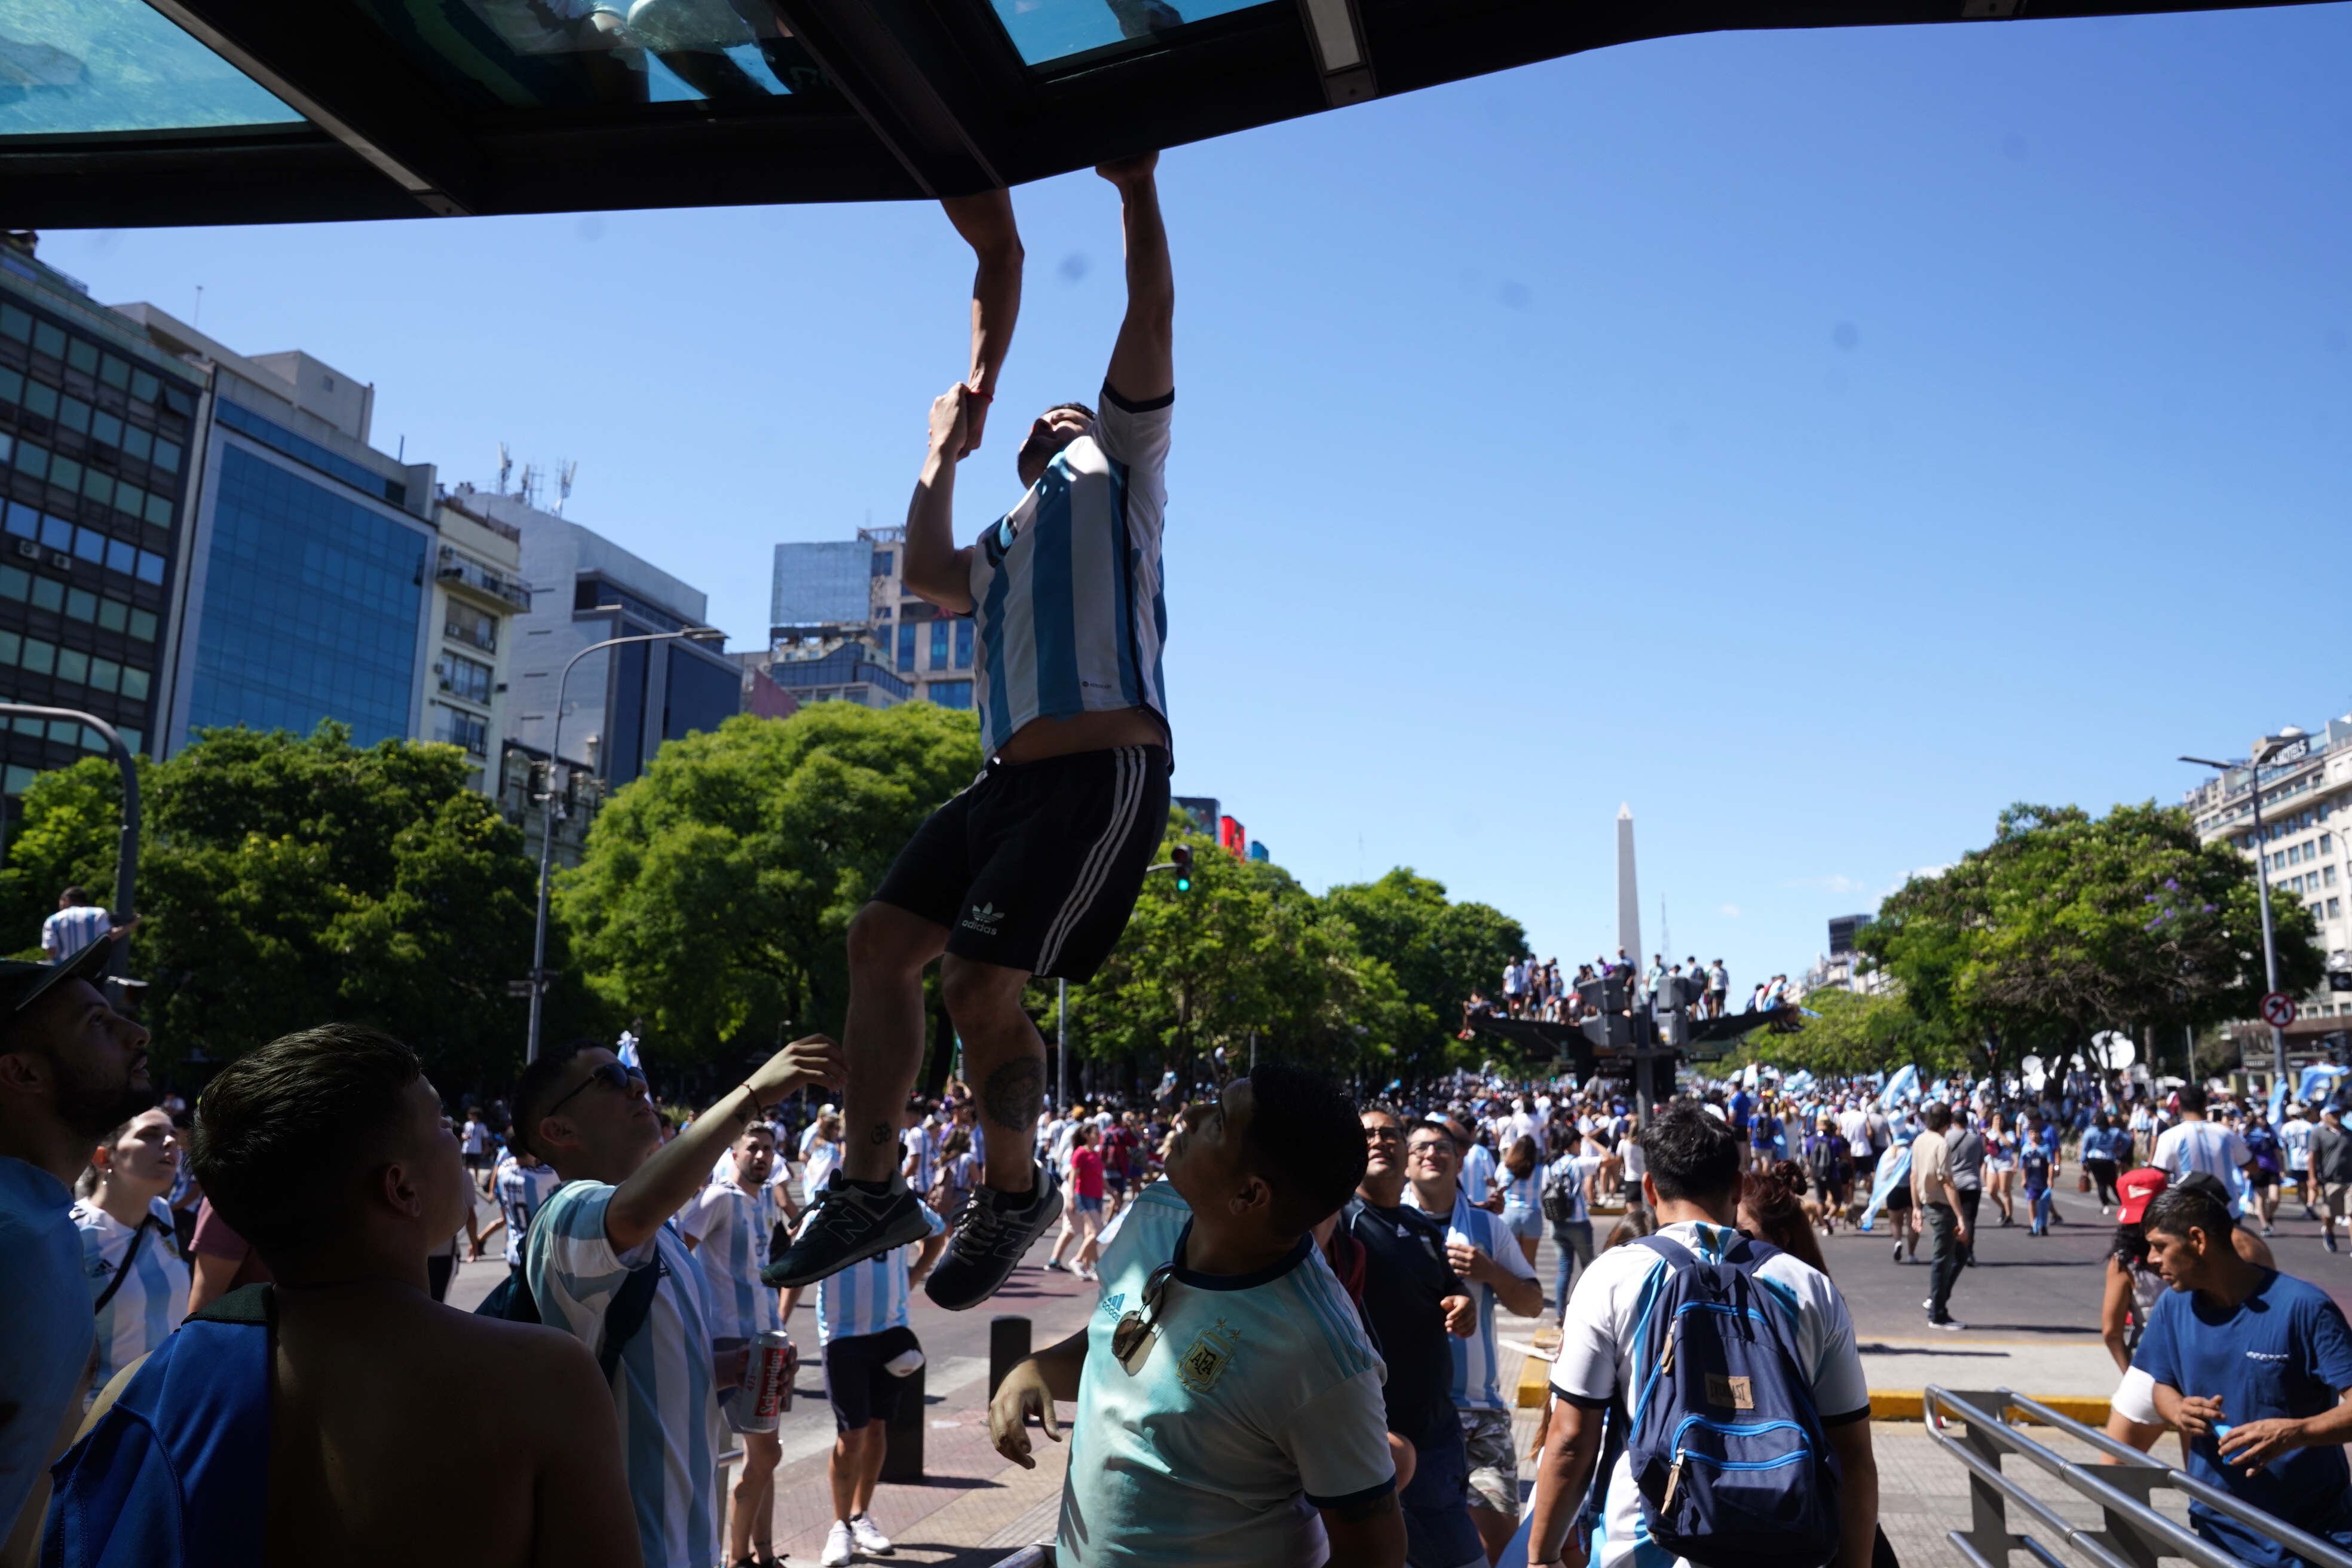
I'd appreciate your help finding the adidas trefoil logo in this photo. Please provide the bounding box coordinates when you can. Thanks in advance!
[962,902,1006,935]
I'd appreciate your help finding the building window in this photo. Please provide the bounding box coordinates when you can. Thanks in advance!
[955,618,973,669]
[930,620,949,670]
[896,623,915,673]
[929,679,973,710]
[433,703,489,756]
[447,607,497,653]
[438,651,494,705]
[2332,898,2343,918]
[871,550,894,578]
[2330,866,2340,887]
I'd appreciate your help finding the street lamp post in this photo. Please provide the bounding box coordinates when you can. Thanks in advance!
[2184,734,2304,1094]
[526,627,722,1064]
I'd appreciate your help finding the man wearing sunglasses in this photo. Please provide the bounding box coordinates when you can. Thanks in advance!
[987,1065,1405,1567]
[513,1032,846,1568]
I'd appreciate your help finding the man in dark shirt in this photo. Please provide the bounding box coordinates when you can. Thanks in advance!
[1340,1105,1484,1568]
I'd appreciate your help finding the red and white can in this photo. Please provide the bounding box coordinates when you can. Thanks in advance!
[748,1328,795,1425]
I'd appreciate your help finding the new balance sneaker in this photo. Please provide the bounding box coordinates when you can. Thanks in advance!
[822,1521,855,1567]
[762,1173,932,1289]
[849,1513,894,1555]
[923,1163,1063,1310]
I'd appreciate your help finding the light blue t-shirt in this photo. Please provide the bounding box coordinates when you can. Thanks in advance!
[1056,1184,1394,1567]
[527,1179,719,1568]
[1407,1184,1541,1411]
[815,1201,945,1348]
[0,1156,93,1541]
[73,1195,189,1402]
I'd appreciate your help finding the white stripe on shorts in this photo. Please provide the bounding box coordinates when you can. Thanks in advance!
[1036,746,1146,976]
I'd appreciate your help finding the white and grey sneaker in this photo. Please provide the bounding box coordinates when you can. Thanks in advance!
[849,1512,895,1555]
[822,1520,855,1567]
[924,1163,1063,1310]
[763,1173,933,1290]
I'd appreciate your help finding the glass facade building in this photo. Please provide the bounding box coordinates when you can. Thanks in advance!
[183,443,427,747]
[0,255,199,800]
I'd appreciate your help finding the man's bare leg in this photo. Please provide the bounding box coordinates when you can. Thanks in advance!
[729,1429,780,1563]
[838,903,950,1184]
[941,954,1045,1197]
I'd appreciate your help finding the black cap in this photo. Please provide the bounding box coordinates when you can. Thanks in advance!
[0,938,117,1030]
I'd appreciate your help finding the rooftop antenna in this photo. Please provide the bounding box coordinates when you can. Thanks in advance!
[556,459,577,516]
[497,442,513,495]
[519,463,540,510]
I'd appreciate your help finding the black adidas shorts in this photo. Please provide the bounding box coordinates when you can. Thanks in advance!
[872,743,1170,983]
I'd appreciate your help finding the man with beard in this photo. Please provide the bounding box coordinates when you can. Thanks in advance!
[0,938,145,1554]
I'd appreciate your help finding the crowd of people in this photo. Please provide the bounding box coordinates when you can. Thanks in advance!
[1463,953,1805,1037]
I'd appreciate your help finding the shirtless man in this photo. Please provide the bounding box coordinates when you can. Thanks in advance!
[47,1022,641,1568]
[770,155,1177,1312]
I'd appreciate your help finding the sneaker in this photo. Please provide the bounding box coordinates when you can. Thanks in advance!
[1076,1264,1098,1283]
[849,1513,894,1555]
[762,1175,933,1290]
[1932,1318,1967,1332]
[2328,1233,2339,1254]
[1892,1243,1905,1263]
[1922,1298,1934,1310]
[924,1164,1064,1311]
[1041,1259,1067,1273]
[822,1521,855,1567]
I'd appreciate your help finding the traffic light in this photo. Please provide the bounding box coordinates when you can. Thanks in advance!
[1172,844,1193,893]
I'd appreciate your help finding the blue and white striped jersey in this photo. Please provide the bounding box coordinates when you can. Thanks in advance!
[42,904,110,961]
[902,1123,942,1193]
[684,1180,783,1343]
[73,1196,188,1402]
[815,1200,945,1348]
[2152,1120,2254,1213]
[528,1180,719,1568]
[968,384,1173,757]
[1405,1184,1539,1413]
[494,1156,560,1269]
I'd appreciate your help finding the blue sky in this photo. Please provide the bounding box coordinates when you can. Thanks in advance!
[36,3,2352,990]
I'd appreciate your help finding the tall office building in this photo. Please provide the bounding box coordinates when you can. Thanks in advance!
[765,523,974,710]
[476,489,737,788]
[0,242,203,801]
[114,303,440,764]
[428,489,532,793]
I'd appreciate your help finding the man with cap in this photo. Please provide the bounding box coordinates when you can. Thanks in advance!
[2105,1168,2278,1456]
[0,938,143,1555]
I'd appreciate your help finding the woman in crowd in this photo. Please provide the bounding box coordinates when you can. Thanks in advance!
[803,1110,843,1196]
[72,1106,192,1403]
[1500,1135,1544,1265]
[1984,1110,2017,1227]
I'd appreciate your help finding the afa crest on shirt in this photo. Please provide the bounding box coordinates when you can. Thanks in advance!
[1175,1318,1241,1394]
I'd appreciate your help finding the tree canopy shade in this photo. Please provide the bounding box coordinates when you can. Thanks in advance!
[1859,800,2322,1077]
[1321,868,1529,1083]
[0,724,554,1085]
[1735,986,1964,1080]
[558,703,983,1060]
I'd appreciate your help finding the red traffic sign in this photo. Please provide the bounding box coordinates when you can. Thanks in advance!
[2261,991,2298,1028]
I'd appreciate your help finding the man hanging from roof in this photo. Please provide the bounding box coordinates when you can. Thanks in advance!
[768,154,1175,1311]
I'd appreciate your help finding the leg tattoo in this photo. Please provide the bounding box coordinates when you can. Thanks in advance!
[869,1120,895,1146]
[982,1057,1045,1134]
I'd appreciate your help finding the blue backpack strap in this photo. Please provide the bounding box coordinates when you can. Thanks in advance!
[45,1285,273,1568]
[1634,1232,1702,1273]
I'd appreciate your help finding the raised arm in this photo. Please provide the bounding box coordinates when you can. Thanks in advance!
[941,189,1023,456]
[1099,154,1171,402]
[900,387,976,614]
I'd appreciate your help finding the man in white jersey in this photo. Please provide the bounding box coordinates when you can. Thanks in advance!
[771,154,1178,1313]
[517,1033,843,1568]
[684,1121,792,1568]
[2151,1084,2258,1215]
[990,1065,1405,1565]
[2282,1102,2317,1220]
[814,1198,947,1566]
[39,887,112,964]
[492,1140,559,1281]
[1527,1104,1879,1568]
[1405,1117,1544,1560]
[1446,1114,1502,1212]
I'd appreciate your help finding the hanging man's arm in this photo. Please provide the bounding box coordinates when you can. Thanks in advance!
[941,189,1023,455]
[1099,154,1172,403]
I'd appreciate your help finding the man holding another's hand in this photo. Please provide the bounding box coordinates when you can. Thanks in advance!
[2136,1184,2352,1568]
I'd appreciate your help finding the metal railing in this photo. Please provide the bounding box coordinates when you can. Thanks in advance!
[1926,1386,2352,1568]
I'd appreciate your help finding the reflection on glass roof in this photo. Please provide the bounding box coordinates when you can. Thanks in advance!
[0,0,302,136]
[343,0,814,111]
[987,0,1269,68]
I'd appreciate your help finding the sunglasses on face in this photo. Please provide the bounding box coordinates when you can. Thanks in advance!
[546,1060,648,1119]
[1112,1263,1176,1362]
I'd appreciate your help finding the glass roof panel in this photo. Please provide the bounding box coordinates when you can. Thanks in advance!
[342,0,815,112]
[987,0,1272,68]
[0,0,303,136]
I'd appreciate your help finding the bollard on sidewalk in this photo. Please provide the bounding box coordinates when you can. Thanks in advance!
[880,1353,927,1483]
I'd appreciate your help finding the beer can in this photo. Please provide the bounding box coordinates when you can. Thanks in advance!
[751,1328,795,1423]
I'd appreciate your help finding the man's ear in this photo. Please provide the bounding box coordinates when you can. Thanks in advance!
[379,1159,423,1220]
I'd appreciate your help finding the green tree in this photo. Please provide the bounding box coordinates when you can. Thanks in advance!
[1321,868,1527,1083]
[0,754,139,958]
[130,724,541,1086]
[1736,986,1963,1079]
[1862,800,2321,1078]
[1068,817,1419,1087]
[558,704,982,1065]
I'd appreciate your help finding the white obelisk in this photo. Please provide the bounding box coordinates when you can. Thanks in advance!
[1616,804,1642,963]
